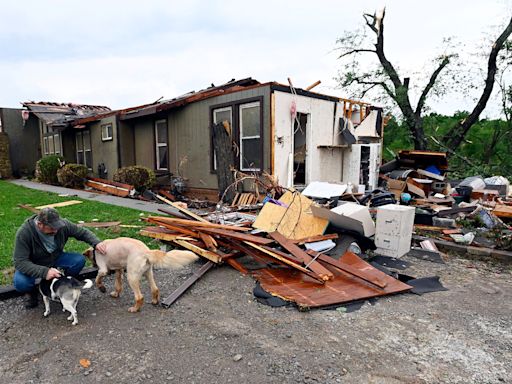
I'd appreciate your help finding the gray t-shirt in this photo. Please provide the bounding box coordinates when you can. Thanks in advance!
[34,219,58,253]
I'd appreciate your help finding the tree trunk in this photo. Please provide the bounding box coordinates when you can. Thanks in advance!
[443,16,512,152]
[212,121,236,203]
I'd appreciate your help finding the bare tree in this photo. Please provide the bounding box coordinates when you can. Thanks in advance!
[337,8,512,152]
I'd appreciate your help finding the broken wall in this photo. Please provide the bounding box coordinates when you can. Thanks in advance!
[273,91,342,188]
[0,108,39,177]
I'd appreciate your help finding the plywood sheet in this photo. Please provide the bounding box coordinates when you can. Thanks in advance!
[252,252,412,309]
[252,191,328,240]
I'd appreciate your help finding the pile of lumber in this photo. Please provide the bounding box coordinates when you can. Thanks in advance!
[140,201,412,309]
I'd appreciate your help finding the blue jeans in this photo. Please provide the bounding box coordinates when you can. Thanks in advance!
[13,252,86,293]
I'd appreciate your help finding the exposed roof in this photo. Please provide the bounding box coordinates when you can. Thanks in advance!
[22,101,111,129]
[119,78,261,121]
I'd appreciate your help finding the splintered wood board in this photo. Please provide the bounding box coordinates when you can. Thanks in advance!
[493,204,512,218]
[36,200,83,209]
[252,191,328,240]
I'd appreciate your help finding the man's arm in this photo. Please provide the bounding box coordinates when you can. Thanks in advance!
[13,231,49,279]
[64,220,102,247]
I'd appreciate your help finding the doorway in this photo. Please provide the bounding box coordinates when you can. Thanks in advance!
[293,112,308,186]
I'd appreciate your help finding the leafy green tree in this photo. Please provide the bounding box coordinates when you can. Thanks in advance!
[336,8,512,152]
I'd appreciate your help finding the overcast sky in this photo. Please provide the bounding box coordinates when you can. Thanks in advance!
[1,0,511,117]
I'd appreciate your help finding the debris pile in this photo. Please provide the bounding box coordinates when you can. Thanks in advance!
[141,191,416,310]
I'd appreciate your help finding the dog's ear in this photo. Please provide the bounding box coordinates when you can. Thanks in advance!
[83,248,93,259]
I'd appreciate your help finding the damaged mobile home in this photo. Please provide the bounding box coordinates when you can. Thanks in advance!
[10,78,384,197]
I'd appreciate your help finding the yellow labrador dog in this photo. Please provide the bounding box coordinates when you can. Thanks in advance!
[84,237,198,312]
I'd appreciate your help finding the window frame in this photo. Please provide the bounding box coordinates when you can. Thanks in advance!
[239,101,262,172]
[212,106,233,171]
[209,96,264,173]
[75,129,92,170]
[101,123,113,141]
[154,119,168,171]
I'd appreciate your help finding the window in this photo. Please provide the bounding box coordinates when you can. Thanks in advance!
[101,123,113,141]
[41,124,61,156]
[210,98,262,173]
[155,119,168,170]
[53,134,61,155]
[212,107,233,170]
[43,137,49,155]
[239,101,261,171]
[76,130,92,169]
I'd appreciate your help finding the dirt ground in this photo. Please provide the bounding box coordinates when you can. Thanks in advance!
[0,252,510,384]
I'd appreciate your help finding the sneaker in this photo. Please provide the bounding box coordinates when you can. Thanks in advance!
[24,288,39,309]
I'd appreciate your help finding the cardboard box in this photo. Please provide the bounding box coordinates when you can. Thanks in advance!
[387,179,406,199]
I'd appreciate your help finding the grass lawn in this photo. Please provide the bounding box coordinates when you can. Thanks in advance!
[0,180,162,285]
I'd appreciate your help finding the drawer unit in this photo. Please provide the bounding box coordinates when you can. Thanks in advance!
[375,204,415,258]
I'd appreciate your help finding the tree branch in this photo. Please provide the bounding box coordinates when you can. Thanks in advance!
[415,55,451,115]
[338,48,376,59]
[444,16,512,151]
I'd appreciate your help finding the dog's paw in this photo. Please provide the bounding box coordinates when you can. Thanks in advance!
[43,311,50,317]
[151,299,160,306]
[98,286,106,293]
[72,321,78,325]
[128,306,140,313]
[109,291,120,298]
[67,315,73,321]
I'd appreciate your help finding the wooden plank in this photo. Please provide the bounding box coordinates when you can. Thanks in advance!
[309,251,387,289]
[231,193,240,206]
[196,227,274,245]
[88,177,133,190]
[245,242,325,284]
[161,261,215,308]
[493,204,512,218]
[85,180,131,197]
[293,233,339,245]
[269,231,334,281]
[158,189,176,202]
[155,194,208,222]
[173,239,222,264]
[78,221,121,228]
[36,200,83,209]
[252,191,329,240]
[140,228,195,242]
[146,218,200,238]
[198,232,218,251]
[147,216,251,231]
[157,207,191,220]
[18,204,40,214]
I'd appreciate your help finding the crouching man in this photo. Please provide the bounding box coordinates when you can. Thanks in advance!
[13,207,107,308]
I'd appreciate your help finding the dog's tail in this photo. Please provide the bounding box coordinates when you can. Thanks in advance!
[82,279,93,289]
[146,249,199,270]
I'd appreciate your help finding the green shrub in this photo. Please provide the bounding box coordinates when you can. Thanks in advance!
[57,163,88,188]
[35,155,64,185]
[113,166,156,191]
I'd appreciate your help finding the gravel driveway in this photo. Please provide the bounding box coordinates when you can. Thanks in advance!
[0,252,510,384]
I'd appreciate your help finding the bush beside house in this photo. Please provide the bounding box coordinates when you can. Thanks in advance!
[113,166,155,192]
[35,155,64,185]
[57,164,88,188]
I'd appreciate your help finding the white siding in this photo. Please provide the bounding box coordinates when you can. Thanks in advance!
[273,91,342,188]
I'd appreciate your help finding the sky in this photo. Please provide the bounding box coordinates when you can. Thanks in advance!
[1,0,511,118]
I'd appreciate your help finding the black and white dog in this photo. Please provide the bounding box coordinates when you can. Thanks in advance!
[39,275,93,325]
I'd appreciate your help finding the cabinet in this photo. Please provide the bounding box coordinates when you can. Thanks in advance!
[374,204,415,258]
[342,143,381,191]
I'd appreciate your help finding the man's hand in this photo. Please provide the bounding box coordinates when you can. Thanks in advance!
[46,267,61,280]
[95,241,107,254]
